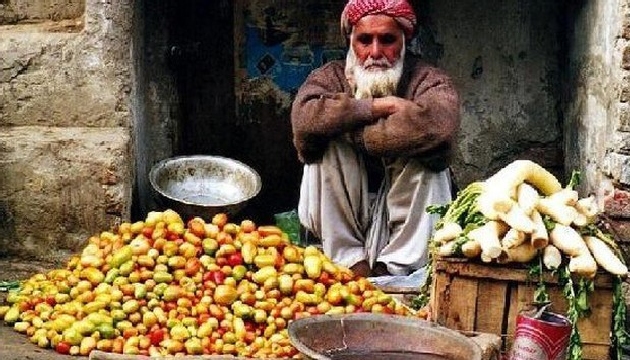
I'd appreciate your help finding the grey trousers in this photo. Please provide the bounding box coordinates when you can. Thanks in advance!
[298,139,452,276]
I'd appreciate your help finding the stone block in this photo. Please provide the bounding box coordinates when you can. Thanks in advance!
[605,188,630,219]
[619,103,630,132]
[622,76,630,103]
[0,31,128,128]
[603,152,630,186]
[623,46,630,71]
[0,126,132,259]
[0,0,84,24]
[624,17,630,40]
[607,219,630,243]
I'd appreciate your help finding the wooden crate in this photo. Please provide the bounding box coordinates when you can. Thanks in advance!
[429,258,615,360]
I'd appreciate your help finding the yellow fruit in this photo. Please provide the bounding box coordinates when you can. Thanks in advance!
[214,285,238,306]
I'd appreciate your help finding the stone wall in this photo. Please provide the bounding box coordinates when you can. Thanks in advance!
[610,0,630,247]
[423,0,565,185]
[0,0,133,259]
[560,1,630,254]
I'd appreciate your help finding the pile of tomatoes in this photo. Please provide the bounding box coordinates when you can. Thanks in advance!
[0,210,416,357]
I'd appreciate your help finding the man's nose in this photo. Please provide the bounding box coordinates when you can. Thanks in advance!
[370,41,384,58]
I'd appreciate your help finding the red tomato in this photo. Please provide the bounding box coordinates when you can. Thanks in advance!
[29,297,43,307]
[318,272,335,286]
[227,253,243,267]
[184,258,201,276]
[202,271,213,282]
[215,257,228,267]
[198,313,211,324]
[141,227,154,238]
[55,341,71,354]
[18,302,32,312]
[211,271,226,285]
[165,232,180,241]
[149,329,165,346]
[164,301,177,312]
[203,270,226,285]
[306,306,320,315]
[244,321,256,332]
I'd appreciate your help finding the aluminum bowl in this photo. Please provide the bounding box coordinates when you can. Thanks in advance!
[149,155,262,221]
[288,313,482,360]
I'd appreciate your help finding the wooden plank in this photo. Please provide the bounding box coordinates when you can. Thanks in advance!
[430,268,450,325]
[474,279,507,335]
[504,282,519,353]
[578,289,614,360]
[578,289,614,345]
[435,259,614,288]
[443,276,478,331]
[582,344,612,360]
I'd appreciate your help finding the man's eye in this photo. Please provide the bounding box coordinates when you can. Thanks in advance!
[379,34,398,44]
[356,34,373,45]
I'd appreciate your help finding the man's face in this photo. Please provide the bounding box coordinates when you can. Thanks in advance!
[351,14,405,68]
[345,14,405,99]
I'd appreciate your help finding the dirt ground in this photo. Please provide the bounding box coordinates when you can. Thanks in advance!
[0,257,85,360]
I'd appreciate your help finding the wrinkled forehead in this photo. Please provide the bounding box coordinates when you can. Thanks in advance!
[351,14,405,39]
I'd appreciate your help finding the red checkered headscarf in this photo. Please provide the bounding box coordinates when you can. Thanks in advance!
[341,0,417,39]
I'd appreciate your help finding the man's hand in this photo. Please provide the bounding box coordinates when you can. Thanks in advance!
[349,260,371,278]
[371,96,410,119]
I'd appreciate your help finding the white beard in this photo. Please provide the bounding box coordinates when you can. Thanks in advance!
[345,42,405,99]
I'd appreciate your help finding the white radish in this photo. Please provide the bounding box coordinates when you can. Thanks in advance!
[498,202,535,233]
[502,228,526,249]
[547,188,579,206]
[583,235,628,276]
[477,192,513,220]
[542,245,562,270]
[575,195,599,219]
[433,222,463,244]
[530,210,549,249]
[572,212,589,227]
[537,197,578,226]
[467,221,509,259]
[569,252,598,278]
[549,223,589,257]
[497,242,538,264]
[484,160,563,196]
[437,241,457,257]
[461,239,482,258]
[517,183,540,215]
[478,160,561,221]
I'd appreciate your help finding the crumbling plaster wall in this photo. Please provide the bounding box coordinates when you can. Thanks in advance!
[560,1,630,249]
[565,0,626,196]
[0,0,133,259]
[423,0,564,185]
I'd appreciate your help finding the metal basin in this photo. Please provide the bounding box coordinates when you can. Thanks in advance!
[149,155,261,220]
[288,313,482,360]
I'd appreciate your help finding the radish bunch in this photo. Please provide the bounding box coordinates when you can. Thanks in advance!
[432,160,627,278]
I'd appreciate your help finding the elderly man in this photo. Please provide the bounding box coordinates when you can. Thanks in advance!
[290,0,460,281]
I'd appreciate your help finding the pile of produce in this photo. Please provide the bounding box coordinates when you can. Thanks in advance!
[415,159,628,360]
[0,210,416,357]
[431,160,626,277]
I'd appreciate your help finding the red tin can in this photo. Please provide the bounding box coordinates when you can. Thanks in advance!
[508,309,572,360]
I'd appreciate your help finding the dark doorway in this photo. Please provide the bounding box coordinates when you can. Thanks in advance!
[167,1,237,158]
[134,0,302,225]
